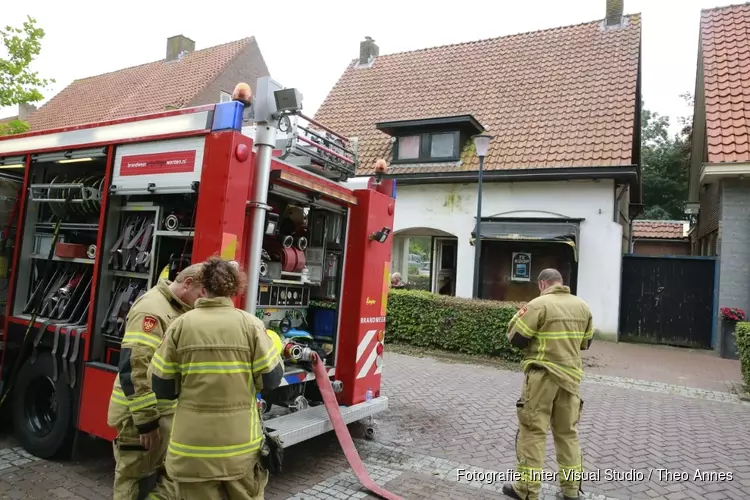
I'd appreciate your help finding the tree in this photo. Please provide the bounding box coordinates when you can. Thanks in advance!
[639,96,692,220]
[0,16,54,136]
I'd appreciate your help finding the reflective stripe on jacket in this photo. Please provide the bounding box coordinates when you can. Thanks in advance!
[150,296,283,481]
[107,280,191,433]
[507,284,593,395]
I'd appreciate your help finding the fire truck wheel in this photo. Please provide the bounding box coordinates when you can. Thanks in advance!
[12,353,74,459]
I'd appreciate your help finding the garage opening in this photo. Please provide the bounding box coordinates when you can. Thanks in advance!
[472,218,580,302]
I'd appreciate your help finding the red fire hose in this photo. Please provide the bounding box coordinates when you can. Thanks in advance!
[279,247,306,273]
[312,355,403,500]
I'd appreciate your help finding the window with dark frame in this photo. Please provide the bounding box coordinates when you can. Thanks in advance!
[393,130,460,163]
[397,135,420,160]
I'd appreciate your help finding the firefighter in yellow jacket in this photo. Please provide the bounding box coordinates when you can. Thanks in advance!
[150,257,284,500]
[108,264,205,500]
[502,268,594,500]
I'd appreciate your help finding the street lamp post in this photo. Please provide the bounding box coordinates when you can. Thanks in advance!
[472,134,493,299]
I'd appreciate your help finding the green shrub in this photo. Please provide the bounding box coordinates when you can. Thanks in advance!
[736,322,750,387]
[385,289,524,361]
[407,274,430,291]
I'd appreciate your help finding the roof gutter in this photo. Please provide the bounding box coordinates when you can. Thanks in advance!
[386,165,639,186]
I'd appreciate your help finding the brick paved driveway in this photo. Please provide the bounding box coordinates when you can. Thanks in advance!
[1,350,749,499]
[582,341,742,393]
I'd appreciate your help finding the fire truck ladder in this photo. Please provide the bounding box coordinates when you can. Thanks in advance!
[242,106,358,183]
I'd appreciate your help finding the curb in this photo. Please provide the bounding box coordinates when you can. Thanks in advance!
[730,380,750,402]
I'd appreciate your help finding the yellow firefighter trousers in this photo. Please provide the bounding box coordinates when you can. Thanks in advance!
[176,461,268,500]
[513,367,584,500]
[113,416,176,500]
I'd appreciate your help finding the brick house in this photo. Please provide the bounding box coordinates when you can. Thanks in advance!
[687,3,750,346]
[630,220,690,256]
[316,0,642,340]
[23,35,269,131]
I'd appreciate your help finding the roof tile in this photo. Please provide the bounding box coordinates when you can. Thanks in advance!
[700,3,750,163]
[27,38,253,131]
[315,15,641,175]
[632,220,688,239]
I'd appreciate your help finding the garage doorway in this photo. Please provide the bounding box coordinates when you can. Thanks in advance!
[473,216,581,302]
[479,240,577,301]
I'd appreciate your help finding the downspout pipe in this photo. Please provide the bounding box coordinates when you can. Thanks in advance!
[613,185,631,252]
[613,185,627,223]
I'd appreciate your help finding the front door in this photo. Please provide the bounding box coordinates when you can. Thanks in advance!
[432,238,457,295]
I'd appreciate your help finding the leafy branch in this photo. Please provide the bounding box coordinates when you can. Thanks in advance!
[0,16,54,135]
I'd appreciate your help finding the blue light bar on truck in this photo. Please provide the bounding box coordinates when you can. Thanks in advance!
[211,101,245,132]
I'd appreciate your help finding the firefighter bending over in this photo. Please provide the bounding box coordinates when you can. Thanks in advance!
[502,268,594,500]
[150,257,284,500]
[108,264,206,500]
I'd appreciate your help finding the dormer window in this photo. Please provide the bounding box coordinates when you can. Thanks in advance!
[376,115,484,165]
[395,132,459,162]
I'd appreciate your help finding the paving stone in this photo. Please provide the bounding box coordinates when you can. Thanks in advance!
[1,352,749,499]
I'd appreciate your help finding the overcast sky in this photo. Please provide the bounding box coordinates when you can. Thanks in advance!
[0,0,730,135]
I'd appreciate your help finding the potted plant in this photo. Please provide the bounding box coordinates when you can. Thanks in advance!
[719,307,746,360]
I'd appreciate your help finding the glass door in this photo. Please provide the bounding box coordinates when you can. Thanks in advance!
[431,238,457,296]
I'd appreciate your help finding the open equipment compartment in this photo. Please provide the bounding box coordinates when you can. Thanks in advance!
[12,148,107,348]
[0,163,24,318]
[90,191,197,367]
[255,184,348,414]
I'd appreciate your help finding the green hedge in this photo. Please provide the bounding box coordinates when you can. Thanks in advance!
[736,322,750,387]
[385,289,524,361]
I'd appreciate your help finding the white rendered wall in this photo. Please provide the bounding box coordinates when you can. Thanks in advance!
[391,180,622,340]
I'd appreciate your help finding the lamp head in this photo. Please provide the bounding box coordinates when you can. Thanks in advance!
[472,134,494,158]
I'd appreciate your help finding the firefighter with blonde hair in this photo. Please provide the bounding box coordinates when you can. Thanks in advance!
[108,263,206,500]
[150,257,284,499]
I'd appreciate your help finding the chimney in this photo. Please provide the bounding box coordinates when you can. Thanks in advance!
[359,36,379,65]
[166,35,196,62]
[18,102,37,121]
[605,0,624,27]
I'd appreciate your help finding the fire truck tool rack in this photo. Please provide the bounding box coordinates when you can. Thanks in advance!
[0,76,396,465]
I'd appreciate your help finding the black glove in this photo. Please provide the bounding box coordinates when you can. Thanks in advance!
[260,432,284,474]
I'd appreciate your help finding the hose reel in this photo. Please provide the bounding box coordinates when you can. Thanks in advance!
[164,214,181,231]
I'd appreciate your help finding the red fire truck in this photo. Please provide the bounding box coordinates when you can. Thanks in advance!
[0,77,396,459]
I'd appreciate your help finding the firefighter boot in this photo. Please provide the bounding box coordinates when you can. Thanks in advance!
[502,483,524,499]
[503,484,580,500]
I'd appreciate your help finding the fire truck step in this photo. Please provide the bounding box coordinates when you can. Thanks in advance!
[263,396,388,449]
